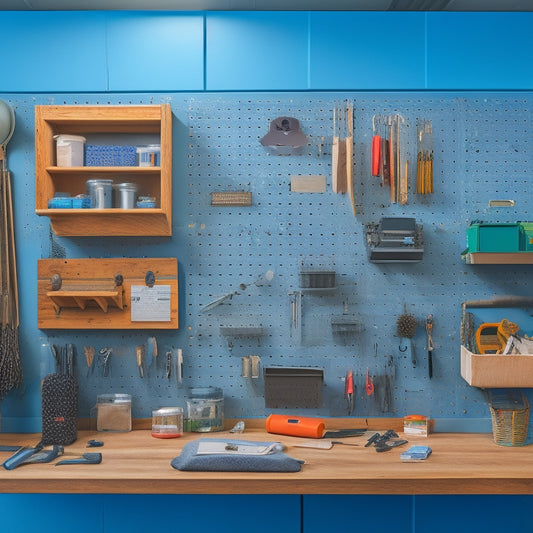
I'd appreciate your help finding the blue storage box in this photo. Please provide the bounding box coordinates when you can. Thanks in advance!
[48,196,91,209]
[85,145,137,167]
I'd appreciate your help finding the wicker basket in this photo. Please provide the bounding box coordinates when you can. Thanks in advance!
[489,389,529,446]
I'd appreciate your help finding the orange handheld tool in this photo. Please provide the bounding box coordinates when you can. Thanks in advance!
[345,370,354,414]
[365,368,374,396]
[265,414,325,439]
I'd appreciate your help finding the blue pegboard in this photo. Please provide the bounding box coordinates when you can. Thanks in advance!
[1,91,533,431]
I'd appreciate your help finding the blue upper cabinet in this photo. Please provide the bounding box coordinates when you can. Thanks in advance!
[206,12,309,91]
[0,12,107,92]
[427,12,533,90]
[106,12,204,91]
[309,12,426,90]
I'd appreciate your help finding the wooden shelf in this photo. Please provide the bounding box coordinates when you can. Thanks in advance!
[45,166,161,174]
[38,258,178,329]
[46,288,124,313]
[464,252,533,264]
[35,104,172,236]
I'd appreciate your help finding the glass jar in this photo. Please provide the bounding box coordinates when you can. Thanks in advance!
[186,387,224,432]
[96,393,132,432]
[151,407,183,439]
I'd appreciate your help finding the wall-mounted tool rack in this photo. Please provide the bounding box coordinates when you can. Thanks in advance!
[10,91,533,420]
[37,258,178,329]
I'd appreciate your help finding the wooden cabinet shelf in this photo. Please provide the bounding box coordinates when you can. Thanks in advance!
[35,104,172,236]
[463,252,533,265]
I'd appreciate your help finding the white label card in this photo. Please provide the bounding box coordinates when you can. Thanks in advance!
[130,285,171,322]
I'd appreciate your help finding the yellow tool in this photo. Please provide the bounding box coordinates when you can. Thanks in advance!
[475,319,519,354]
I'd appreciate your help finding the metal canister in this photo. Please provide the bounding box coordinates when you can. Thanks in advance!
[113,182,137,209]
[86,179,113,209]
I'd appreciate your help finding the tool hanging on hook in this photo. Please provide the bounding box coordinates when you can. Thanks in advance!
[332,100,355,215]
[365,368,374,396]
[200,270,274,313]
[345,370,354,414]
[426,314,434,379]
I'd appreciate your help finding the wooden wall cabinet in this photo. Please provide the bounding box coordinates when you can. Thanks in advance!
[35,104,172,236]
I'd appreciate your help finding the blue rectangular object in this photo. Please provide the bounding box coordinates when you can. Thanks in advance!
[400,446,432,461]
[85,145,137,167]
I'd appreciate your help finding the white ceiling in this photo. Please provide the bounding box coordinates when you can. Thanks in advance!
[0,0,532,10]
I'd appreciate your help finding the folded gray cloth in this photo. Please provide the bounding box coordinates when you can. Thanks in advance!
[171,438,304,472]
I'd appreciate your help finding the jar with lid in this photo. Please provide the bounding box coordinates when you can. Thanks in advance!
[113,182,137,209]
[152,407,183,439]
[186,387,224,432]
[86,178,113,209]
[96,393,132,432]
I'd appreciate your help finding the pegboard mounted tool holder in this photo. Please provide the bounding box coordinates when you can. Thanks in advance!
[366,217,424,263]
[47,272,125,315]
[37,257,178,329]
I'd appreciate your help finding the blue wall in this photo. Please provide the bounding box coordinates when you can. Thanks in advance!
[1,11,533,433]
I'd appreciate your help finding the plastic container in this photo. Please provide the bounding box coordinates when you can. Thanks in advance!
[85,145,137,167]
[151,407,183,439]
[54,134,86,167]
[113,182,137,209]
[48,194,91,209]
[96,393,132,432]
[136,196,157,208]
[86,179,113,209]
[186,387,224,432]
[136,144,161,167]
[466,223,523,253]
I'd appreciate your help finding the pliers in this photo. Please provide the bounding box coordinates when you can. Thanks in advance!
[345,370,354,415]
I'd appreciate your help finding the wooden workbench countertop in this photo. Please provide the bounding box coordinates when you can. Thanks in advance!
[1,427,533,495]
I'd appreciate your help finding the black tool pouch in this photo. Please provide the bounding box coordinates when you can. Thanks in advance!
[41,373,78,446]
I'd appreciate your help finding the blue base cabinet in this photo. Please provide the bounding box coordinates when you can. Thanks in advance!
[2,494,533,532]
[304,495,413,533]
[0,494,300,533]
[304,495,533,533]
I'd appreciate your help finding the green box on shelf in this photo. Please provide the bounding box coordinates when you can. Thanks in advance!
[520,223,533,252]
[467,223,523,253]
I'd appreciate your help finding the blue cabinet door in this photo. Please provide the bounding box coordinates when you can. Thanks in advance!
[427,12,533,90]
[309,12,426,90]
[415,495,533,533]
[206,12,309,91]
[0,494,104,533]
[0,12,107,92]
[104,494,301,533]
[106,12,204,91]
[303,495,413,533]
